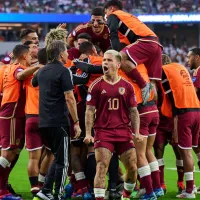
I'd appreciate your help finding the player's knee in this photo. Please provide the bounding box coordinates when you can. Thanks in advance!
[96,160,109,174]
[126,163,137,173]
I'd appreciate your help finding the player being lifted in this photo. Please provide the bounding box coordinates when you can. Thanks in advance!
[84,50,143,200]
[104,0,163,104]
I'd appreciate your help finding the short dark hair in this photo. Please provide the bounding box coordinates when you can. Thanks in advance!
[189,48,200,56]
[13,45,30,59]
[20,28,36,39]
[162,54,172,65]
[91,7,104,17]
[77,33,92,41]
[79,41,94,54]
[104,0,123,10]
[46,40,66,62]
[37,48,47,65]
[23,40,33,46]
[94,45,103,55]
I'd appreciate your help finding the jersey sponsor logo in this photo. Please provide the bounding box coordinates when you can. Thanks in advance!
[101,89,107,94]
[72,30,76,37]
[103,33,108,39]
[86,94,92,101]
[119,87,125,95]
[192,77,196,82]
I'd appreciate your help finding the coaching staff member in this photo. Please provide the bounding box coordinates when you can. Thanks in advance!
[32,40,81,200]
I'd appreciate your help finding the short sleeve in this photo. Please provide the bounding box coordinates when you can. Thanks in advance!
[127,83,137,107]
[86,84,98,107]
[60,68,74,92]
[14,68,24,79]
[69,24,85,40]
[193,69,200,89]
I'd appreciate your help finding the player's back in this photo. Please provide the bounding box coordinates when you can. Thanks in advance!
[88,76,136,130]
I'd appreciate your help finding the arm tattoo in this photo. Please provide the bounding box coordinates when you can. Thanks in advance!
[129,107,140,134]
[85,105,96,135]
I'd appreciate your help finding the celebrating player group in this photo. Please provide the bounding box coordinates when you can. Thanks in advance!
[0,0,200,200]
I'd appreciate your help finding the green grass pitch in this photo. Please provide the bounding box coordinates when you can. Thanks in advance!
[10,145,200,200]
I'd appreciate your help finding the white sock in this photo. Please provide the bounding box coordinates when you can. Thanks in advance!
[185,172,193,181]
[75,172,86,181]
[124,182,135,192]
[149,161,159,172]
[0,157,10,168]
[157,158,164,167]
[94,188,105,198]
[138,165,151,178]
[176,159,183,167]
[38,174,45,183]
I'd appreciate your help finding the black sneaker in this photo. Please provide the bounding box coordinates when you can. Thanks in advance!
[7,183,22,197]
[109,190,121,200]
[36,190,54,200]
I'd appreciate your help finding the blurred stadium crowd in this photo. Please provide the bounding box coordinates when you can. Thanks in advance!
[0,0,199,14]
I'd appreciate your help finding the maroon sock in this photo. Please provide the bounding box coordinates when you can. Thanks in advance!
[140,175,153,195]
[0,165,9,191]
[74,179,89,191]
[159,165,165,185]
[177,166,184,182]
[186,180,194,194]
[151,170,161,189]
[123,189,131,197]
[126,68,146,89]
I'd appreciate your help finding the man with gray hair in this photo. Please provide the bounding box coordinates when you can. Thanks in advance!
[32,40,81,200]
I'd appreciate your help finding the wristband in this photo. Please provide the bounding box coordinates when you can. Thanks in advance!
[74,119,79,124]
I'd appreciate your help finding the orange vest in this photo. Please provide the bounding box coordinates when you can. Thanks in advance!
[111,10,156,45]
[65,59,74,68]
[1,64,26,106]
[0,65,7,95]
[24,76,39,115]
[161,63,200,117]
[118,64,154,104]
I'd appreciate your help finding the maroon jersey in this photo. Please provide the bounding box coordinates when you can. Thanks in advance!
[87,76,137,130]
[67,47,81,60]
[192,67,200,100]
[69,23,111,52]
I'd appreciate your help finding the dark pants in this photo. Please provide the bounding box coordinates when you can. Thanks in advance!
[40,126,70,199]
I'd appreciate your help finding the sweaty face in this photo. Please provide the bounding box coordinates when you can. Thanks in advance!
[187,51,196,70]
[26,32,39,46]
[29,44,39,58]
[90,15,104,34]
[102,53,120,77]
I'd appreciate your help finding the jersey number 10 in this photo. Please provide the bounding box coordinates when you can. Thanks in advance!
[108,98,119,110]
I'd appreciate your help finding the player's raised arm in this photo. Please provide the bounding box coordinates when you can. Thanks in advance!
[84,105,95,144]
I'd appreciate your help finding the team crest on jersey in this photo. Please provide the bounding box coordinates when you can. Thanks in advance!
[103,33,108,39]
[192,77,196,82]
[119,87,125,95]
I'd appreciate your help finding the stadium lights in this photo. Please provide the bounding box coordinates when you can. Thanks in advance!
[1,13,200,23]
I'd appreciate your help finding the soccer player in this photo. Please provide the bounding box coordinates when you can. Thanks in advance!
[161,54,200,199]
[104,0,162,104]
[0,45,40,199]
[118,65,164,199]
[20,28,39,46]
[67,7,111,53]
[32,40,81,200]
[84,49,143,200]
[187,48,200,193]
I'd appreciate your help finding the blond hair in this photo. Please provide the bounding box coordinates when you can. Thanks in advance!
[104,49,122,62]
[162,54,172,65]
[45,28,68,48]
